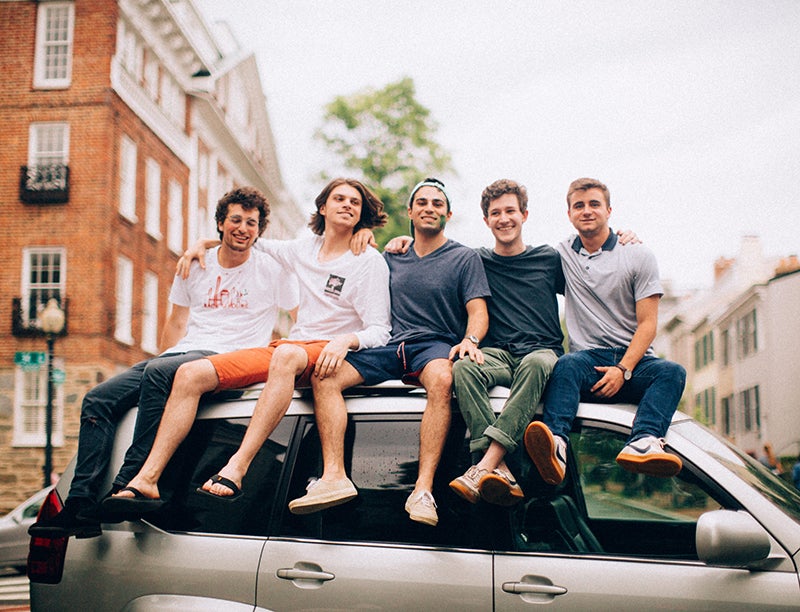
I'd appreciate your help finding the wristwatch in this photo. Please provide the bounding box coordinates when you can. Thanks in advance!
[466,334,479,346]
[614,363,632,381]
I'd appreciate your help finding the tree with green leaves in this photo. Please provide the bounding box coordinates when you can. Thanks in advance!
[315,77,453,245]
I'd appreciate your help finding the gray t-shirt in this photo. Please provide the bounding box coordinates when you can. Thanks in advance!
[557,232,662,353]
[385,239,491,345]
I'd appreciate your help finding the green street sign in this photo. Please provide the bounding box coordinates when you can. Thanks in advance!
[52,369,66,384]
[14,351,46,367]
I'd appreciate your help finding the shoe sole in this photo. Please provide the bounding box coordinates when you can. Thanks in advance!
[616,453,682,478]
[524,422,565,485]
[404,501,438,527]
[288,490,358,515]
[449,477,480,504]
[480,474,524,506]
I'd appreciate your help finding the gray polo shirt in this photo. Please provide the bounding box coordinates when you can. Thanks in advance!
[556,231,663,353]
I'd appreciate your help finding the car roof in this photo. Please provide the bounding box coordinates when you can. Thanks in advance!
[196,381,692,427]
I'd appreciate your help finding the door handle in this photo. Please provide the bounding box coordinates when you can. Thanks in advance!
[502,581,567,596]
[277,568,335,582]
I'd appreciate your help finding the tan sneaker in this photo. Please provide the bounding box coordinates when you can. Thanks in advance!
[616,436,682,477]
[449,466,488,504]
[480,468,525,506]
[524,421,567,485]
[404,490,438,526]
[288,477,358,515]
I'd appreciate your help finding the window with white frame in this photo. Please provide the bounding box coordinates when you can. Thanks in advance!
[34,1,74,88]
[13,359,64,447]
[29,122,69,166]
[115,256,134,344]
[145,157,162,238]
[167,179,184,254]
[740,385,760,433]
[141,271,159,353]
[27,122,70,192]
[160,70,186,128]
[736,309,758,359]
[119,134,137,221]
[198,151,209,190]
[116,18,143,82]
[21,247,67,327]
[144,52,159,101]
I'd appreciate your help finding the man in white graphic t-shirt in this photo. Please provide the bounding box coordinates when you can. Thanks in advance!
[30,187,293,539]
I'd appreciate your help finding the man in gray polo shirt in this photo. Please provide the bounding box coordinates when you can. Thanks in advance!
[524,177,686,486]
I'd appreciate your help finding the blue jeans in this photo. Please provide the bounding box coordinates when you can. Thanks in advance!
[542,349,686,444]
[68,350,215,502]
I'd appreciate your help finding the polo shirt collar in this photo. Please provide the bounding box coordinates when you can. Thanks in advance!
[571,228,618,253]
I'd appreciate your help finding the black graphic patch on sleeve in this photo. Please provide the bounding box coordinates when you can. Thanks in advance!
[324,274,346,299]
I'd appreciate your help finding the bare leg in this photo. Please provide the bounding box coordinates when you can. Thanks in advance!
[115,359,219,499]
[414,358,453,494]
[311,362,364,482]
[476,440,508,473]
[202,344,308,496]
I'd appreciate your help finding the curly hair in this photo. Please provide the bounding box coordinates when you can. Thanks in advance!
[214,186,270,238]
[480,179,528,217]
[308,178,387,236]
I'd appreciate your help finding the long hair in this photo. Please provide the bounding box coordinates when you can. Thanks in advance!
[308,178,387,236]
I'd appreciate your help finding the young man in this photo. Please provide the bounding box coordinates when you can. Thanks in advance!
[104,178,391,512]
[30,187,292,538]
[449,179,563,506]
[524,177,686,486]
[306,178,491,526]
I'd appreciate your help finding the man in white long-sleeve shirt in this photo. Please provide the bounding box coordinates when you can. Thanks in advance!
[105,178,391,514]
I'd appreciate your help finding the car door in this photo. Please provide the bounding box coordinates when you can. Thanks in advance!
[495,423,800,610]
[257,414,494,610]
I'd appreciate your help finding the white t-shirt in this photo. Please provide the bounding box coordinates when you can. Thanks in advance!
[166,247,296,354]
[257,235,391,349]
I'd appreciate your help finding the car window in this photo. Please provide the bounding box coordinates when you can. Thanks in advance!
[509,423,738,560]
[146,416,295,536]
[570,425,730,559]
[278,412,508,551]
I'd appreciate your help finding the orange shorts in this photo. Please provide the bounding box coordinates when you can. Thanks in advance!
[209,339,328,390]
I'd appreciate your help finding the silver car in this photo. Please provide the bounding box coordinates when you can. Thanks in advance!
[0,486,49,573]
[29,384,800,610]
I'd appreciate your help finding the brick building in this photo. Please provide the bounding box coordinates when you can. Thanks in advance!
[0,0,305,511]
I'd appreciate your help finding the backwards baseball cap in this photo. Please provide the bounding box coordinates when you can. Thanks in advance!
[408,177,451,212]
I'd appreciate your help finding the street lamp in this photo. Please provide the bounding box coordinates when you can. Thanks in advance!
[40,298,65,488]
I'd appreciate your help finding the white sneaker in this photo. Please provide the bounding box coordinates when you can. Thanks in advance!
[616,435,682,477]
[404,490,438,526]
[288,477,358,515]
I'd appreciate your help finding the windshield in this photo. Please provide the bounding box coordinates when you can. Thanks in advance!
[673,420,800,526]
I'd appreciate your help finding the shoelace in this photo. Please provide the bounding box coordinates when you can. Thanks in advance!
[414,491,437,508]
[305,478,320,491]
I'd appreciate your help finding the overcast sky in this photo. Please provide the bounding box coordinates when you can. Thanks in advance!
[196,0,800,291]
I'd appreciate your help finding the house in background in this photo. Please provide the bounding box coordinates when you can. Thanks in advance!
[656,236,800,463]
[0,0,305,510]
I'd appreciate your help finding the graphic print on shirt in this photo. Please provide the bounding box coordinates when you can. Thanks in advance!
[204,275,249,309]
[324,274,346,300]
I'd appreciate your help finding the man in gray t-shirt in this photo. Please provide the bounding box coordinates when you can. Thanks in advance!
[524,177,687,487]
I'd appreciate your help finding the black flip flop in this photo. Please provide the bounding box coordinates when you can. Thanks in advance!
[194,474,243,502]
[100,486,165,515]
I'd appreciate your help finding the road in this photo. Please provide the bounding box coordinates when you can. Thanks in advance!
[0,570,29,610]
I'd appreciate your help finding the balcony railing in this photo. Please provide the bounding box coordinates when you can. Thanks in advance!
[19,164,70,204]
[12,298,69,338]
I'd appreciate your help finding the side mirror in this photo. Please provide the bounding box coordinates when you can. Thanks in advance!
[696,510,771,567]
